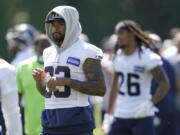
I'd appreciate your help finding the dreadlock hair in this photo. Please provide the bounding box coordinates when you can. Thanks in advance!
[114,20,156,56]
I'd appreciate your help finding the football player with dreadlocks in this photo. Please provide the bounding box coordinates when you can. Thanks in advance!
[102,20,170,135]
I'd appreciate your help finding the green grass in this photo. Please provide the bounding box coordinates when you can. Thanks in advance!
[93,104,105,135]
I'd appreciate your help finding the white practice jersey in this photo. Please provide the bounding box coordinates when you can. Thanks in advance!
[113,48,162,118]
[0,59,23,135]
[43,39,103,109]
[0,59,17,98]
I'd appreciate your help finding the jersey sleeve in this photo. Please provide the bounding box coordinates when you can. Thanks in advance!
[42,48,48,63]
[112,50,121,73]
[86,45,103,61]
[0,68,18,96]
[16,65,24,94]
[145,51,163,71]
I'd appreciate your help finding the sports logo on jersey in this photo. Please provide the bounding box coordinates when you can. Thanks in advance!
[95,55,103,60]
[134,66,145,73]
[67,57,80,67]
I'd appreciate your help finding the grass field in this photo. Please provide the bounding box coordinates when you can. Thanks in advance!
[93,104,105,135]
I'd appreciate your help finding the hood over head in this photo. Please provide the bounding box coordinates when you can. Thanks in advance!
[45,6,82,51]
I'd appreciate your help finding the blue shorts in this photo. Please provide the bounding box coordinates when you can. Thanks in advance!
[41,106,95,135]
[40,131,92,135]
[154,111,180,135]
[109,117,155,135]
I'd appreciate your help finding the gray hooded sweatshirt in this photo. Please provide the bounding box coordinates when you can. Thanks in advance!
[45,6,82,52]
[43,6,103,109]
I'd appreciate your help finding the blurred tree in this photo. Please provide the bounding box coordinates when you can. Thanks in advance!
[1,0,180,60]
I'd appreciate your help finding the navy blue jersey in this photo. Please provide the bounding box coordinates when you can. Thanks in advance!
[151,58,180,135]
[151,58,176,112]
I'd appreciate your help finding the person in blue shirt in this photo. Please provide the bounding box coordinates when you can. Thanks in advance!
[149,33,180,135]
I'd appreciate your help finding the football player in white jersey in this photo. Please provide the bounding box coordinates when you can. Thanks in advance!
[102,20,170,135]
[0,59,23,135]
[101,34,117,119]
[32,6,106,135]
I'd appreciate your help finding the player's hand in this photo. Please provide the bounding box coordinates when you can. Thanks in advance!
[135,100,158,118]
[32,68,44,82]
[47,77,68,91]
[102,113,114,134]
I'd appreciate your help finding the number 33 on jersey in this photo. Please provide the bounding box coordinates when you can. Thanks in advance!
[42,39,103,109]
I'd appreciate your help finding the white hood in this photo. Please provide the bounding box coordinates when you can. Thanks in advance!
[45,6,82,51]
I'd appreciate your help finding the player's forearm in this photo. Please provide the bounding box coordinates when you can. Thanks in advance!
[176,79,180,91]
[151,81,169,104]
[18,93,22,107]
[151,66,170,104]
[66,78,106,96]
[107,89,118,114]
[36,80,46,96]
